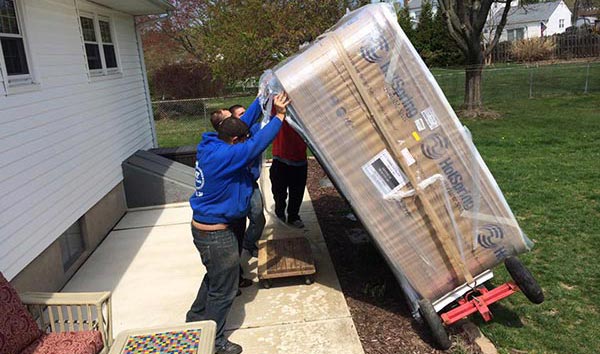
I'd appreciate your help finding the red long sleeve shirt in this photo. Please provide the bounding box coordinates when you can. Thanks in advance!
[272,120,307,162]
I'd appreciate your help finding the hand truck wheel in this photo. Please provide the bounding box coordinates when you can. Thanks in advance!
[260,279,271,289]
[418,299,451,350]
[504,256,544,304]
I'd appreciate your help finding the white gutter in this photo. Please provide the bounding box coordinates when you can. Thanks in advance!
[134,14,171,148]
[144,0,175,13]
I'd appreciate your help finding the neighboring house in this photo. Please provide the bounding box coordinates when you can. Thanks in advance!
[406,0,438,25]
[0,0,172,290]
[405,0,503,23]
[407,0,572,41]
[486,0,572,41]
[575,5,600,27]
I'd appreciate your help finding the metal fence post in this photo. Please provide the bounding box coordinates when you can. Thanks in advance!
[584,62,590,94]
[203,98,207,123]
[529,66,534,99]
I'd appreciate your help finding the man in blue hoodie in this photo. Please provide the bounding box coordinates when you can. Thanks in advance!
[229,102,266,258]
[209,99,265,289]
[187,93,289,354]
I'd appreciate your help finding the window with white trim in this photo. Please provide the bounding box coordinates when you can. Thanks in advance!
[559,19,565,28]
[0,0,32,86]
[507,28,525,41]
[79,13,119,76]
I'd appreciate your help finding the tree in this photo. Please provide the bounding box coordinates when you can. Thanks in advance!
[437,0,514,111]
[141,30,193,74]
[416,0,436,52]
[397,7,415,40]
[139,0,211,61]
[401,2,462,67]
[200,0,370,82]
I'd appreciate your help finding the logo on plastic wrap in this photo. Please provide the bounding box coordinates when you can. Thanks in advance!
[477,224,505,249]
[389,76,418,118]
[421,133,449,160]
[423,134,475,211]
[360,35,389,63]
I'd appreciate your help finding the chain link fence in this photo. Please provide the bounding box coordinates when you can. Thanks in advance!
[152,92,256,123]
[434,61,600,107]
[153,61,600,146]
[152,94,258,147]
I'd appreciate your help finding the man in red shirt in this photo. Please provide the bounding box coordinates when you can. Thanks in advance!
[270,120,308,228]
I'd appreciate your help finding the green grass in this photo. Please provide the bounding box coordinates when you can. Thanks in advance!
[463,94,600,354]
[154,115,211,147]
[433,61,600,106]
[154,95,256,148]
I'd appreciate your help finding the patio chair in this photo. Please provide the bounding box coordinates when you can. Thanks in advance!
[0,272,113,354]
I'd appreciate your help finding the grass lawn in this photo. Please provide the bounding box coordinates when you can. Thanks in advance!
[154,95,256,147]
[463,93,600,354]
[433,61,600,106]
[153,67,599,353]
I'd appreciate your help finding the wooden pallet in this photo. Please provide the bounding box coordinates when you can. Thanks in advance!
[257,237,316,288]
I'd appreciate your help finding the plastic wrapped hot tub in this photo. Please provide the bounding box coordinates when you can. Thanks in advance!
[259,3,533,316]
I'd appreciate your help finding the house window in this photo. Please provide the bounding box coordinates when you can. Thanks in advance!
[0,0,32,86]
[99,19,117,69]
[559,19,565,28]
[507,28,525,41]
[59,220,85,271]
[79,14,119,76]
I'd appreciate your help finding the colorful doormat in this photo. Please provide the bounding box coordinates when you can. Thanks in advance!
[122,329,202,353]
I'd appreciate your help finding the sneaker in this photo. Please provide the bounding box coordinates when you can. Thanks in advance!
[215,340,243,354]
[288,219,304,228]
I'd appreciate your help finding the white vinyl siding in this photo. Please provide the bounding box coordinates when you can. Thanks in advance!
[0,0,155,280]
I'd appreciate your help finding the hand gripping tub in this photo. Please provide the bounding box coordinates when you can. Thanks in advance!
[259,3,543,348]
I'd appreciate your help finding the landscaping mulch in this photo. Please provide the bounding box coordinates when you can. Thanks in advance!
[305,159,482,354]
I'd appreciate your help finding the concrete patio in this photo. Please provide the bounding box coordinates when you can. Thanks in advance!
[62,166,365,354]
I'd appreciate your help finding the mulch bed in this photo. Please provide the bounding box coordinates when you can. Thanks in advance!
[305,159,482,354]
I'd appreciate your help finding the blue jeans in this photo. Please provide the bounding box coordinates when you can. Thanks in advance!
[186,227,239,347]
[243,185,265,252]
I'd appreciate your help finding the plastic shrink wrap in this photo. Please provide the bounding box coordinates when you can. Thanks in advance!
[260,3,533,313]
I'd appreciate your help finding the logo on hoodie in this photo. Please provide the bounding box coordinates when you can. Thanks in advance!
[194,161,205,197]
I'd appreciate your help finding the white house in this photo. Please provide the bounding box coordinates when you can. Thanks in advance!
[487,0,572,41]
[405,0,517,26]
[406,0,438,25]
[0,0,172,290]
[406,0,572,41]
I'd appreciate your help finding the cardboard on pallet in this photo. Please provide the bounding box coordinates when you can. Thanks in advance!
[261,4,532,305]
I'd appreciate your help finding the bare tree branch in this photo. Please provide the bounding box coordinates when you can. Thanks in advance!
[484,0,513,57]
[438,0,470,53]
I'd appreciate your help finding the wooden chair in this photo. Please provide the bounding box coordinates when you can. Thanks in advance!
[0,273,112,354]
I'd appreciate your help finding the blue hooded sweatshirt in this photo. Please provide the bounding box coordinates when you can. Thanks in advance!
[190,117,282,224]
[239,98,264,181]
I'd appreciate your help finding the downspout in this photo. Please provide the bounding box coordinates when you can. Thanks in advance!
[134,13,171,148]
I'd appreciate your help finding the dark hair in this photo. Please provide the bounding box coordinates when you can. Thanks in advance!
[210,110,227,130]
[217,117,249,142]
[229,104,244,113]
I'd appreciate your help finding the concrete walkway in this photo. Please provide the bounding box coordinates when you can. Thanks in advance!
[63,166,365,354]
